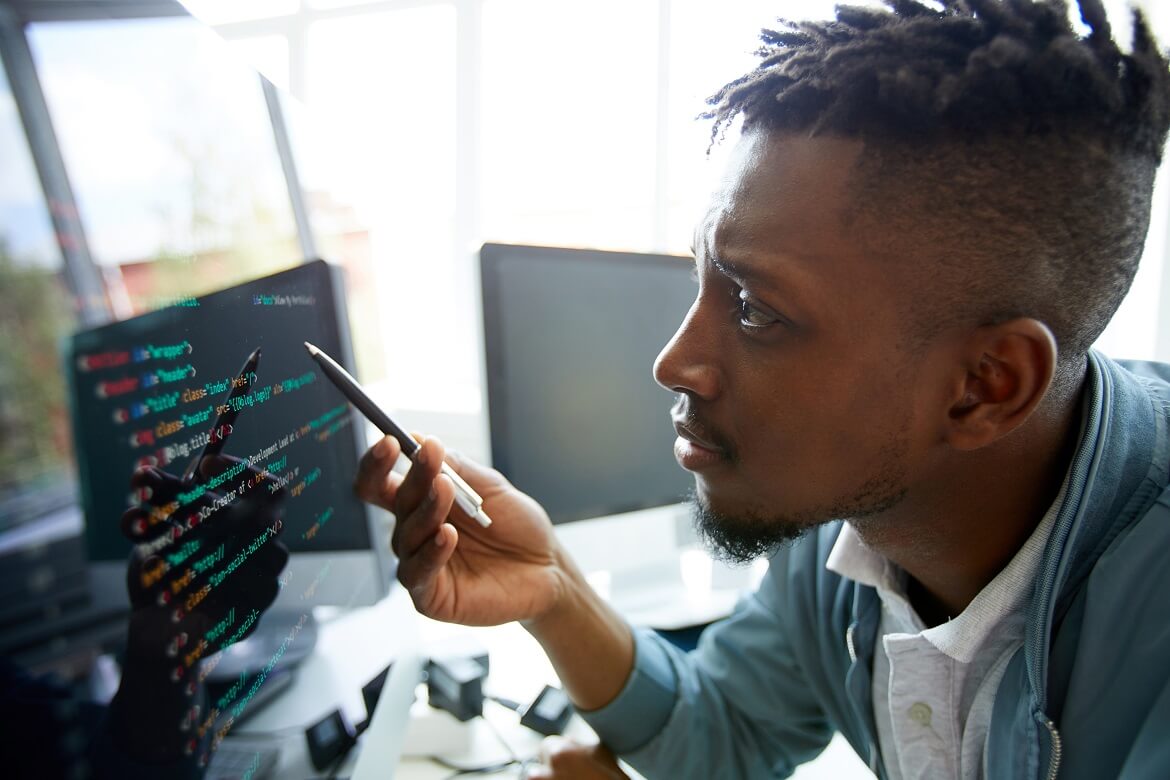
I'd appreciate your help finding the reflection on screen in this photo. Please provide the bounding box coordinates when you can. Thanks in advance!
[69,260,369,563]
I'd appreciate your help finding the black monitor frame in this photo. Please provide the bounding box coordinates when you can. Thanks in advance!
[479,242,696,525]
[67,259,393,610]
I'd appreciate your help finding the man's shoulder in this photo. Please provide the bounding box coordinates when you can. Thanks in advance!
[1109,356,1170,404]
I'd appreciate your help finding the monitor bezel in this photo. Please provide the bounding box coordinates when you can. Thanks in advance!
[478,242,694,524]
[71,259,394,611]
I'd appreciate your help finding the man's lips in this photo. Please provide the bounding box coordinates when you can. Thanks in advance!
[671,415,731,471]
[672,419,724,453]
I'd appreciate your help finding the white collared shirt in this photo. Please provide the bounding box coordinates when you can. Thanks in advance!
[826,482,1064,780]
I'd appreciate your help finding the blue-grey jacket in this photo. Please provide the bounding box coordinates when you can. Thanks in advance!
[583,352,1170,779]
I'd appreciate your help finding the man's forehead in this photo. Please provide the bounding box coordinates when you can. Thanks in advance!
[691,130,869,282]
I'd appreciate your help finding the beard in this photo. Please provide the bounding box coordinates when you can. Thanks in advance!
[688,447,910,565]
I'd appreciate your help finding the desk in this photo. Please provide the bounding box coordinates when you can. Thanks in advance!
[220,588,595,778]
[216,582,871,779]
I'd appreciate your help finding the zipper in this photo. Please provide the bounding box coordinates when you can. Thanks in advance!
[1044,717,1062,780]
[1026,354,1108,708]
[845,621,883,776]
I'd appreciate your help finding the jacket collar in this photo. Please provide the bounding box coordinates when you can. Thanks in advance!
[1024,351,1170,714]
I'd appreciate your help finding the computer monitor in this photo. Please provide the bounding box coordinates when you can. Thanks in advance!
[479,243,697,525]
[68,260,393,613]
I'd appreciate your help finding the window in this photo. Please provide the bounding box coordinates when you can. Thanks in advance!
[479,0,659,252]
[28,16,300,315]
[0,63,77,529]
[305,5,463,406]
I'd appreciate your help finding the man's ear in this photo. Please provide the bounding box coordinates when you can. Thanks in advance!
[945,318,1057,451]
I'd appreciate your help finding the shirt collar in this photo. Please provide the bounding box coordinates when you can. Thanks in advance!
[826,475,1068,662]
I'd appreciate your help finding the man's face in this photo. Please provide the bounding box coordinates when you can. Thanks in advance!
[654,129,940,561]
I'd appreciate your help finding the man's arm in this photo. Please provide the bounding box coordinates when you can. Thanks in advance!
[523,554,637,711]
[576,550,837,779]
[356,436,838,777]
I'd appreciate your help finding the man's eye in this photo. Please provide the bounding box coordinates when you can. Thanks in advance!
[737,293,777,329]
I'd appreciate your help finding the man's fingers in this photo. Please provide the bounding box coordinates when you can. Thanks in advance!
[395,437,446,516]
[444,448,510,493]
[121,506,157,542]
[531,738,628,780]
[396,523,458,606]
[354,435,403,509]
[391,473,455,559]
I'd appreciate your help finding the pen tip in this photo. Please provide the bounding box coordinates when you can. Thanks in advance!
[304,342,317,355]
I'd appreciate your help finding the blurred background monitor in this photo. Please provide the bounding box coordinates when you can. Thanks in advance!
[69,260,392,615]
[480,243,696,525]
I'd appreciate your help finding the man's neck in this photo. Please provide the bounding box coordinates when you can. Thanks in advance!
[854,367,1087,626]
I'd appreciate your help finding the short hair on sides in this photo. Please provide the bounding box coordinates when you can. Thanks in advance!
[704,1,1170,375]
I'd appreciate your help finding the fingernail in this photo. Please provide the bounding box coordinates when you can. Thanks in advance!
[434,528,447,548]
[373,436,393,458]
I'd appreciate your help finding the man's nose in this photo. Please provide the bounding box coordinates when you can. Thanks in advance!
[652,300,721,401]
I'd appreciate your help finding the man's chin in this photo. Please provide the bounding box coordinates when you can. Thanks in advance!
[688,492,814,566]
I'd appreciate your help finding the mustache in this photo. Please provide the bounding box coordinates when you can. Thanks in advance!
[671,396,737,461]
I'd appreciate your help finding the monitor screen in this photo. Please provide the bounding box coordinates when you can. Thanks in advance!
[480,243,697,525]
[69,260,372,565]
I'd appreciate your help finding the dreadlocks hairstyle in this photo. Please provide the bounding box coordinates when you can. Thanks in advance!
[705,0,1170,379]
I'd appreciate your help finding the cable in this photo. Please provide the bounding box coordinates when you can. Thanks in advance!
[488,694,523,713]
[430,710,531,779]
[429,755,519,778]
[482,713,520,763]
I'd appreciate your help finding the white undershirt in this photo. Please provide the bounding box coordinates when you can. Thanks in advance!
[826,482,1063,780]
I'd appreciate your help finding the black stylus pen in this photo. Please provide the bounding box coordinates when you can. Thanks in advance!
[304,341,491,528]
[181,347,261,485]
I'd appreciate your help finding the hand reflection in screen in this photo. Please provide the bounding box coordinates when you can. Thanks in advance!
[109,454,289,766]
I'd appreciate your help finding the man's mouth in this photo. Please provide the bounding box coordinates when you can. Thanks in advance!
[671,405,732,471]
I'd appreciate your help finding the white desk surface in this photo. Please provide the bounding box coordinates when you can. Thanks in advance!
[218,581,870,779]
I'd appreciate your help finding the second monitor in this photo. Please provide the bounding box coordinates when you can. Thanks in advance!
[480,243,697,526]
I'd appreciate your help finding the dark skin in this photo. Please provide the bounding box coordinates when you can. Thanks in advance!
[111,454,288,766]
[659,128,1083,621]
[354,128,1087,776]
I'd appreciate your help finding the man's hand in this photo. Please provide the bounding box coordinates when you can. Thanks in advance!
[527,737,630,780]
[356,434,636,714]
[120,455,289,666]
[355,435,572,626]
[110,455,289,763]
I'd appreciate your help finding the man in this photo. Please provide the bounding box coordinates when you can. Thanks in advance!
[355,1,1170,777]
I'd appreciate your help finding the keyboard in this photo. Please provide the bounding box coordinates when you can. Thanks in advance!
[206,739,281,780]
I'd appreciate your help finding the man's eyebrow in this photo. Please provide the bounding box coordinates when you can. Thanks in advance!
[709,253,758,285]
[694,233,782,288]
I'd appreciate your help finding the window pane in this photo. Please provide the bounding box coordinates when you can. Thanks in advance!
[306,6,463,408]
[0,64,77,528]
[28,17,300,315]
[226,33,291,93]
[304,0,391,9]
[480,0,659,251]
[665,1,840,252]
[180,0,299,26]
[279,90,385,384]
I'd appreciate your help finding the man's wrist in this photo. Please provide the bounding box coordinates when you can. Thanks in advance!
[522,548,593,640]
[521,551,636,712]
